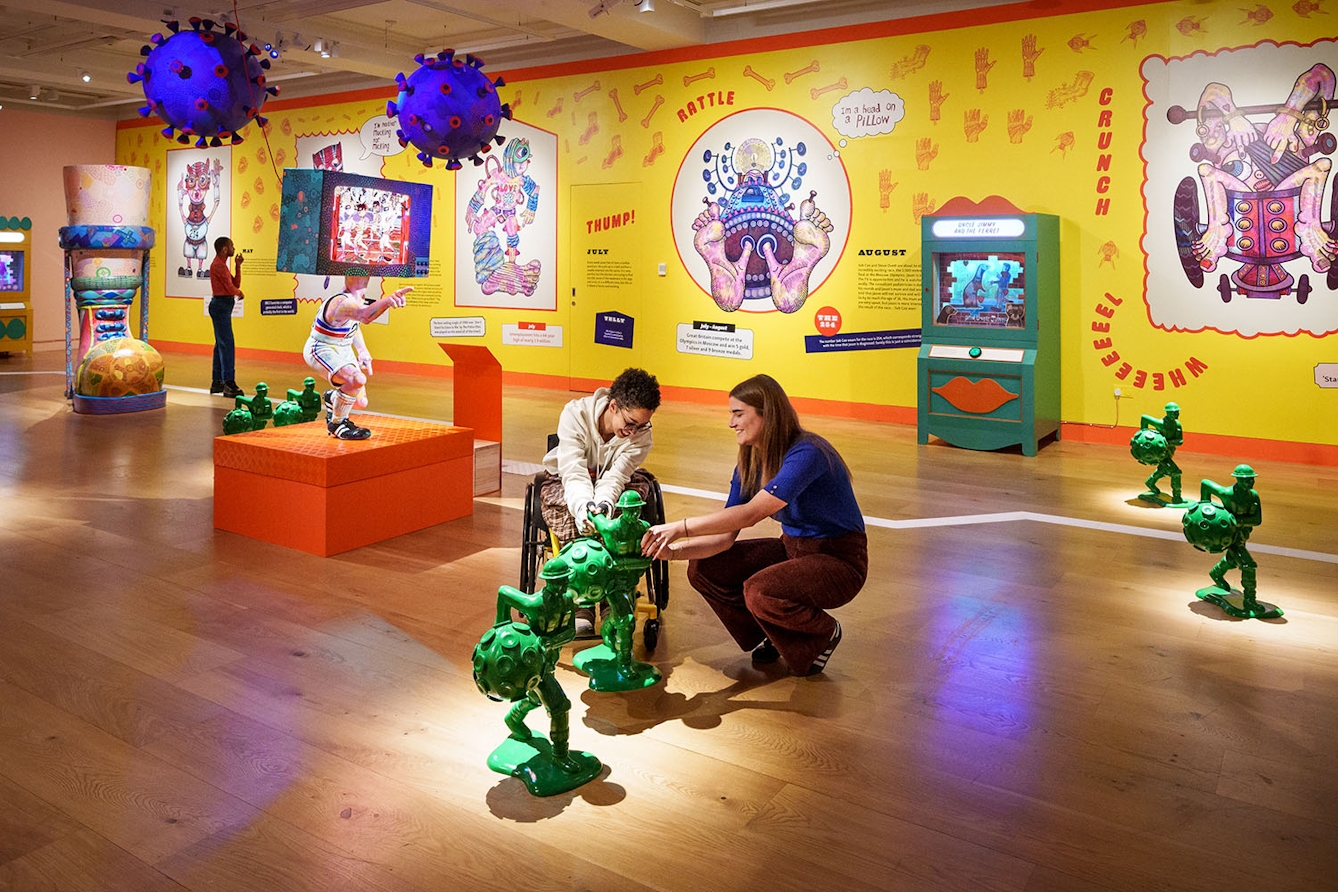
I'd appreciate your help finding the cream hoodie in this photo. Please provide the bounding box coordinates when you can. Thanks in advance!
[542,387,653,532]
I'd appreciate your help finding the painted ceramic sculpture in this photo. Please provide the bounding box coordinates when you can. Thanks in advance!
[1182,464,1282,618]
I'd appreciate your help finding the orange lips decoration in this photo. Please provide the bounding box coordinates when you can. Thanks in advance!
[931,376,1018,414]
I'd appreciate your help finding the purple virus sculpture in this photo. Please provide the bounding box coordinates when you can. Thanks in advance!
[128,18,278,148]
[387,50,512,170]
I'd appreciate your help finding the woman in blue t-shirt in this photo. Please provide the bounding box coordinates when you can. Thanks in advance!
[642,374,866,675]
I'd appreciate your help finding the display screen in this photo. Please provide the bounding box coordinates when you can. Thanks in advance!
[328,186,414,267]
[276,169,432,278]
[931,251,1026,328]
[0,251,23,292]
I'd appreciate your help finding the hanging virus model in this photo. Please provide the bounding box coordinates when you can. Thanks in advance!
[128,18,278,147]
[386,50,511,169]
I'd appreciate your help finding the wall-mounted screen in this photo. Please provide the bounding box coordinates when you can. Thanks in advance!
[276,169,431,278]
[0,251,24,292]
[931,251,1026,328]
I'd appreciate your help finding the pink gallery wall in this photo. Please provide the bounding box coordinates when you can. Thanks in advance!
[0,107,117,351]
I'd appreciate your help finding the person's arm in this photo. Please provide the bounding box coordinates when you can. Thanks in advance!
[642,489,785,560]
[346,286,413,324]
[553,402,599,531]
[591,431,652,508]
[352,327,373,374]
[231,252,243,292]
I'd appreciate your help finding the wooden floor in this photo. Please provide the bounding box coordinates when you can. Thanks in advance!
[1,349,1336,892]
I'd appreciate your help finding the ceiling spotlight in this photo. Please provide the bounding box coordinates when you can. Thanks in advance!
[28,84,40,100]
[80,70,91,82]
[313,37,325,55]
[329,42,340,58]
[638,0,654,10]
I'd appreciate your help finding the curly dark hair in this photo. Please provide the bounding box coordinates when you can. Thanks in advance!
[609,367,661,412]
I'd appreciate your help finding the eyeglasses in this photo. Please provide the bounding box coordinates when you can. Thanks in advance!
[613,403,652,433]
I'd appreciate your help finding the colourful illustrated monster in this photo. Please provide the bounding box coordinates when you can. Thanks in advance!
[465,137,542,295]
[387,51,511,169]
[176,158,221,278]
[691,136,834,313]
[1170,62,1337,303]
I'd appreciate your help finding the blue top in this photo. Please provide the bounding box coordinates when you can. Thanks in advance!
[726,436,865,538]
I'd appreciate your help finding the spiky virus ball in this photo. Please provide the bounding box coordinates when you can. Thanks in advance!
[128,18,278,147]
[1129,428,1169,466]
[472,622,545,702]
[75,338,165,397]
[1182,501,1238,553]
[387,50,511,170]
[222,406,254,436]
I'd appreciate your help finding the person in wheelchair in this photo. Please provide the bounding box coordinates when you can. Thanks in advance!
[540,367,662,637]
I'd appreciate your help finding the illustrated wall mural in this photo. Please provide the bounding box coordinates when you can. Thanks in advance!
[164,146,231,298]
[454,118,558,311]
[671,109,850,314]
[114,0,1338,450]
[1143,41,1338,337]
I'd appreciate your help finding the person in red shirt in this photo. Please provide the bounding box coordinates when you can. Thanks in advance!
[208,236,245,398]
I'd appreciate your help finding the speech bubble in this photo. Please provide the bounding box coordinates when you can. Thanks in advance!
[831,88,905,139]
[359,114,406,160]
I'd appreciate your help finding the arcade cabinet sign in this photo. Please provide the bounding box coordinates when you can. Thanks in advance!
[930,218,1028,239]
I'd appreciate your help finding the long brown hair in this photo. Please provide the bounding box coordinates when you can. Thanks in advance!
[731,374,850,499]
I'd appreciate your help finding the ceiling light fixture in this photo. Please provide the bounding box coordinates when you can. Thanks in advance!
[28,84,40,100]
[638,0,655,10]
[80,70,91,82]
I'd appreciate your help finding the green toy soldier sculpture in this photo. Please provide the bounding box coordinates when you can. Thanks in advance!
[234,382,274,431]
[569,490,662,692]
[286,376,324,423]
[1132,402,1193,507]
[1181,464,1282,619]
[472,560,602,796]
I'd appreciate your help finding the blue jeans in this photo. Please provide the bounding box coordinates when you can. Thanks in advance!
[208,296,236,381]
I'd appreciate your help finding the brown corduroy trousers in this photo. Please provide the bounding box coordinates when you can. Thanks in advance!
[687,531,867,674]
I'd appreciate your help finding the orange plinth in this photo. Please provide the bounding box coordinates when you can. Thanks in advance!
[214,416,474,556]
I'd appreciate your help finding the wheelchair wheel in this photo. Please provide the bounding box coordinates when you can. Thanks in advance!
[643,618,660,652]
[519,475,551,593]
[643,472,670,611]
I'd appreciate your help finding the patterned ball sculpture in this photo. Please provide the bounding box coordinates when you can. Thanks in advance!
[1182,501,1238,553]
[128,18,278,147]
[75,338,165,397]
[272,400,305,427]
[1129,428,1169,466]
[386,50,511,169]
[472,622,546,702]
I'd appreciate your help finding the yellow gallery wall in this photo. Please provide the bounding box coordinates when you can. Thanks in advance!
[116,0,1338,448]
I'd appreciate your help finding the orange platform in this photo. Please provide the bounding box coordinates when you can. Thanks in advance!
[214,416,474,556]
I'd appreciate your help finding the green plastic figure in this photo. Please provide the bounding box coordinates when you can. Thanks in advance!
[272,399,305,427]
[1182,464,1282,619]
[1134,402,1193,507]
[567,491,662,692]
[222,405,253,435]
[472,560,602,796]
[286,377,324,423]
[234,382,274,431]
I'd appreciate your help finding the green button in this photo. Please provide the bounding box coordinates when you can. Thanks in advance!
[969,346,982,358]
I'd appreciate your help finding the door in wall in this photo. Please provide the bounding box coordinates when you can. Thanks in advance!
[569,182,644,386]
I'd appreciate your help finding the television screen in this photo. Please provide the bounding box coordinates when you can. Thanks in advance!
[0,251,23,292]
[931,251,1026,328]
[276,169,431,278]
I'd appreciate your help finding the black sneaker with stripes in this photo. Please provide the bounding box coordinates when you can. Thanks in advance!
[321,389,336,422]
[802,620,841,676]
[327,417,371,440]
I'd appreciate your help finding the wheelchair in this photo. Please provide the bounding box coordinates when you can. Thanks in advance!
[519,448,670,651]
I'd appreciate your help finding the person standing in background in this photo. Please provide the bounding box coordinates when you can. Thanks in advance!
[208,236,244,398]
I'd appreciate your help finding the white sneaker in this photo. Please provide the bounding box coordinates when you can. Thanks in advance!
[574,606,597,639]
